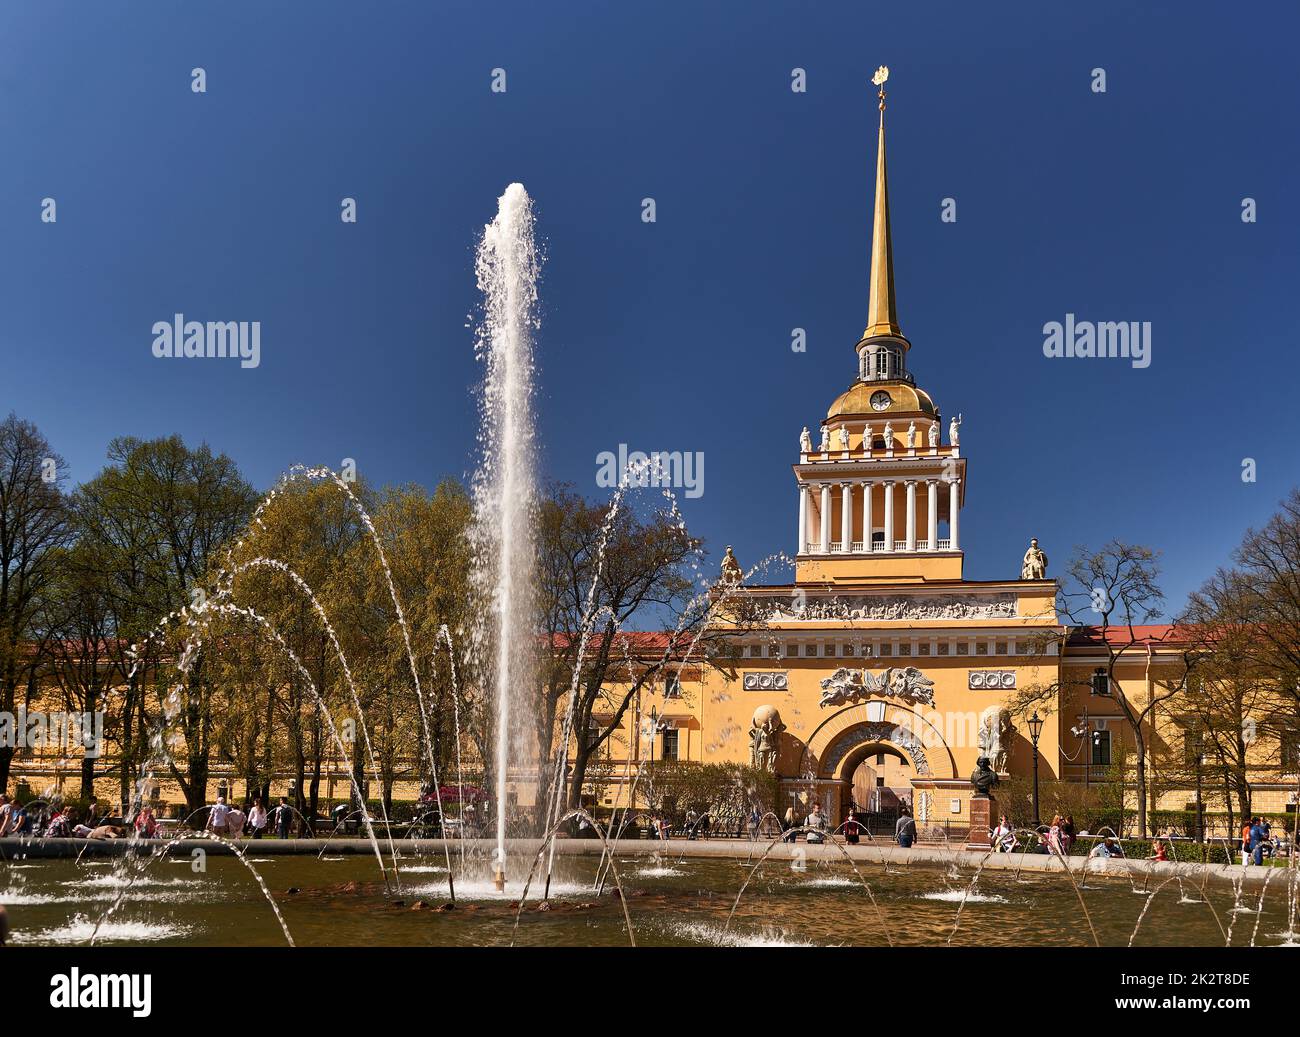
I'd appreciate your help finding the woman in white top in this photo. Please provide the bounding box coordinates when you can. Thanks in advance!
[247,798,268,839]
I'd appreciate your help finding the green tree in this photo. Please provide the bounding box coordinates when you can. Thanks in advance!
[0,414,71,792]
[75,436,256,813]
[1012,541,1203,838]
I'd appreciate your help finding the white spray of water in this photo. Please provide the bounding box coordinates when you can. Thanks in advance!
[473,183,540,871]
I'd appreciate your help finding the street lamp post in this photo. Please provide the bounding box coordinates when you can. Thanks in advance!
[647,705,660,768]
[1195,751,1205,845]
[1028,712,1044,828]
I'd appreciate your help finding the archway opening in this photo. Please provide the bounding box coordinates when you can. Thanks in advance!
[838,740,919,834]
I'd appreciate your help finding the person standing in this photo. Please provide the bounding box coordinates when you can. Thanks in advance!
[274,796,293,839]
[206,795,231,837]
[1061,815,1076,853]
[895,809,916,849]
[0,794,13,837]
[1250,817,1267,867]
[782,805,797,843]
[225,802,247,838]
[842,807,861,845]
[248,798,268,839]
[748,804,761,840]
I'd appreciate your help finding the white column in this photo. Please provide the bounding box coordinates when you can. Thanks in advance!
[948,478,961,551]
[819,483,831,553]
[840,483,852,552]
[882,481,894,552]
[798,483,809,554]
[926,480,938,551]
[862,480,874,553]
[905,480,917,552]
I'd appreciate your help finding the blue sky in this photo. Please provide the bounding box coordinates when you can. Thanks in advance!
[2,1,1297,616]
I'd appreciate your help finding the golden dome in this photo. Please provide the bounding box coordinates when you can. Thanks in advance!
[826,381,936,420]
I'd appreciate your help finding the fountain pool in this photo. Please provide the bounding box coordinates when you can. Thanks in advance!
[4,854,1294,948]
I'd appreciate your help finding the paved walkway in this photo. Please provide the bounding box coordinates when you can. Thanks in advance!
[3,834,1288,890]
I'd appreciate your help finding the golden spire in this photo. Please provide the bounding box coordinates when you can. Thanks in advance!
[864,65,903,340]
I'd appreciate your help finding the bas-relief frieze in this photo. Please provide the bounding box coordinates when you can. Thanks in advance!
[765,593,1017,623]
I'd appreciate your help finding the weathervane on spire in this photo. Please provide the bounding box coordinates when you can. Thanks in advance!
[872,65,889,111]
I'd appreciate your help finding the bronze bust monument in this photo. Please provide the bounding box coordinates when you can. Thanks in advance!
[970,755,999,797]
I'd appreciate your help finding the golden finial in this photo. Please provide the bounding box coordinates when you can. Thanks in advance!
[872,65,889,111]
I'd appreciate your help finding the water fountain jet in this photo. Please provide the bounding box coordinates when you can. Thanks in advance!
[473,182,541,888]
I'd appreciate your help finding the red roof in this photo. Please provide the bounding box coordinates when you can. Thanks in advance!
[1067,624,1187,648]
[549,630,678,653]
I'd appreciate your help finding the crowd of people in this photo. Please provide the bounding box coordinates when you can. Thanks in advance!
[0,792,127,840]
[1240,816,1287,865]
[0,788,302,842]
[4,783,1295,869]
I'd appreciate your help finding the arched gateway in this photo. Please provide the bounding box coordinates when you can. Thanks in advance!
[787,701,960,826]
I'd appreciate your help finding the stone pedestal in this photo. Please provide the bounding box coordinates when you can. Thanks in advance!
[966,795,994,851]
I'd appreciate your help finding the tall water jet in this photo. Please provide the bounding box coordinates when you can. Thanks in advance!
[472,183,540,890]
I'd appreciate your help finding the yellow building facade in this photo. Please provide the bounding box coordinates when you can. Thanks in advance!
[582,77,1063,828]
[580,75,1297,834]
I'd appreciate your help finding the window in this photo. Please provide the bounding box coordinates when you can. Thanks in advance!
[1091,729,1112,767]
[664,677,682,699]
[661,728,679,761]
[1282,729,1300,770]
[1090,669,1111,696]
